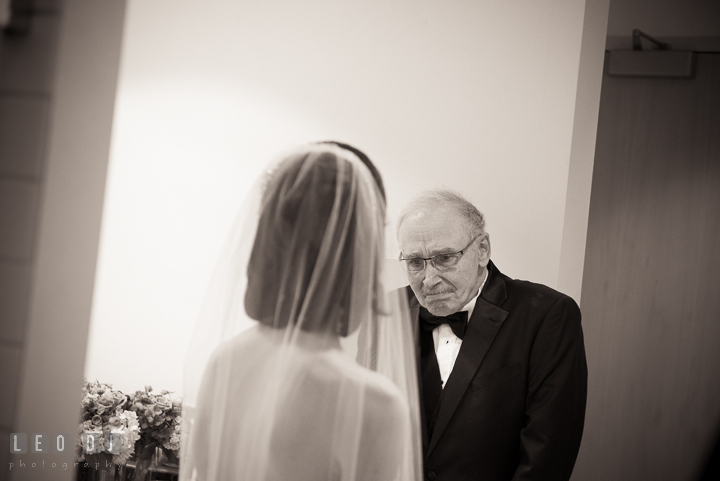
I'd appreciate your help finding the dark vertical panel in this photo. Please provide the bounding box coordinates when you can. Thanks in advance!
[0,10,62,481]
[574,54,720,480]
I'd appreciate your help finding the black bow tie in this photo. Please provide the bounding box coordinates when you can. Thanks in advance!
[419,308,468,340]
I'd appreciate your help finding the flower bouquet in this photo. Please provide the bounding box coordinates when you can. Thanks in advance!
[76,380,141,480]
[127,386,182,480]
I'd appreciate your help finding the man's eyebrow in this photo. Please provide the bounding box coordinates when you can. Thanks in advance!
[401,246,458,258]
[429,247,460,256]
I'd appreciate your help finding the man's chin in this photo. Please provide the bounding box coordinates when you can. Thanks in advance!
[423,300,458,317]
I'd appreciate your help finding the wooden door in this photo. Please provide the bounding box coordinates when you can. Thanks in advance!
[573,53,720,480]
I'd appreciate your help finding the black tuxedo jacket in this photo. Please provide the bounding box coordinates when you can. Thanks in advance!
[405,260,587,481]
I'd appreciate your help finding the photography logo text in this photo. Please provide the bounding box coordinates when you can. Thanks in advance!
[9,433,122,472]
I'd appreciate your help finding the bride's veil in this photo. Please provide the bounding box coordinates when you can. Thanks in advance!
[179,143,421,481]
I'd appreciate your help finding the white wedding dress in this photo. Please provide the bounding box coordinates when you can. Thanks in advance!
[179,143,421,481]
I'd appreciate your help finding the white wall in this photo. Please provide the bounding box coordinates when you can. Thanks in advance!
[86,0,607,394]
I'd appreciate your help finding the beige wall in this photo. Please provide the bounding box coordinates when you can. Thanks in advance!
[87,0,609,395]
[558,0,611,301]
[0,2,126,480]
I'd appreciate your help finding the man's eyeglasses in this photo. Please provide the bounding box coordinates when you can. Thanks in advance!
[399,234,481,273]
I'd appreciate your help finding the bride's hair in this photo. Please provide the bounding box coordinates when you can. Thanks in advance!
[244,143,385,336]
[319,141,386,201]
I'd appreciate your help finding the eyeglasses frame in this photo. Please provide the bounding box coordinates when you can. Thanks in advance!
[399,233,482,273]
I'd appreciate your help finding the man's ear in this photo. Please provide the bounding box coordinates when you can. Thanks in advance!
[478,233,491,268]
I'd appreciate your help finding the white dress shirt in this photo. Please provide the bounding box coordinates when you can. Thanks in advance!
[433,272,487,388]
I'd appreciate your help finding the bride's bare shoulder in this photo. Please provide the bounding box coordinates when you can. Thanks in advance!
[315,352,408,415]
[203,325,273,374]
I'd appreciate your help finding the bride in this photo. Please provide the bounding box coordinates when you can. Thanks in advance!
[179,143,421,481]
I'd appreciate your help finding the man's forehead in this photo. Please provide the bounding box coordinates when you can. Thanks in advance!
[401,205,465,229]
[399,207,467,250]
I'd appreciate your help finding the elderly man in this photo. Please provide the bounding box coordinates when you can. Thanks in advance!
[396,189,587,481]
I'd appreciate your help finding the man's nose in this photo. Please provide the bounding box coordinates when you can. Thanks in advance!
[422,263,443,287]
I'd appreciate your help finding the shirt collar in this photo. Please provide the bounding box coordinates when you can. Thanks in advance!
[460,269,488,322]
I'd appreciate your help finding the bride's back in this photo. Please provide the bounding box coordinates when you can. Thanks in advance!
[194,325,408,481]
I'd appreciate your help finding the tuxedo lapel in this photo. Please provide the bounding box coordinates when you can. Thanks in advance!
[426,261,509,456]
